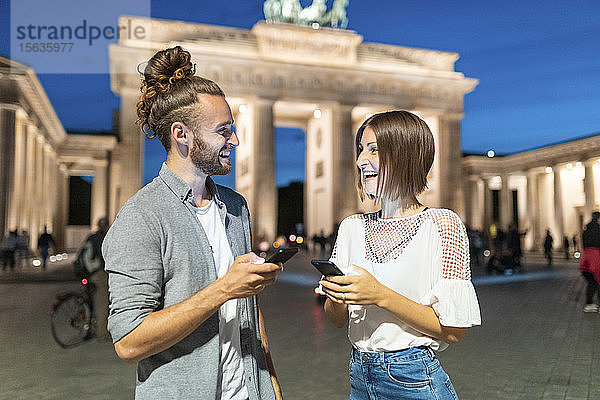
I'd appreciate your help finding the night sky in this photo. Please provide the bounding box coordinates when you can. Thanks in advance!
[1,0,599,188]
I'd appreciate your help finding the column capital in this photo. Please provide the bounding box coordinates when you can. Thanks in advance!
[93,159,109,168]
[248,96,276,107]
[0,103,20,112]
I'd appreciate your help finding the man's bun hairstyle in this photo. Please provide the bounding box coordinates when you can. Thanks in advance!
[136,46,224,151]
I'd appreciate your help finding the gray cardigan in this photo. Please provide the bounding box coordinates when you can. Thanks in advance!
[103,163,276,400]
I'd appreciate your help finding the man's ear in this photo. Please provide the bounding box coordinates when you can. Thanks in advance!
[171,122,189,147]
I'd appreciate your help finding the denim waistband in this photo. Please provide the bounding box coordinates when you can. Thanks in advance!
[351,346,435,364]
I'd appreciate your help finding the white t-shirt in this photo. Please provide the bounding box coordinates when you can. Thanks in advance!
[195,199,249,400]
[330,208,481,352]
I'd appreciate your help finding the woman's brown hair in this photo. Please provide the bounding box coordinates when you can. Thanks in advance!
[136,46,224,151]
[355,110,435,202]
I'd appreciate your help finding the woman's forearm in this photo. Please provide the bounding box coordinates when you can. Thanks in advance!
[324,298,348,328]
[377,286,467,344]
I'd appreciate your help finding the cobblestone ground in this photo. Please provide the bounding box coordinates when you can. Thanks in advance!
[1,251,598,399]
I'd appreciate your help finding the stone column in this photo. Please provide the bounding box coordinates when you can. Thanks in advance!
[118,90,144,207]
[482,178,492,233]
[583,158,597,219]
[330,104,356,224]
[234,99,277,245]
[10,116,26,232]
[525,169,539,250]
[47,148,58,233]
[553,165,564,239]
[91,159,109,227]
[466,177,484,231]
[108,149,121,222]
[0,107,16,236]
[500,173,512,230]
[464,176,476,229]
[437,115,464,214]
[23,124,37,232]
[31,133,45,248]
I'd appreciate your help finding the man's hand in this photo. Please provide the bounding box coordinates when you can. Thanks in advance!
[320,265,387,306]
[220,253,282,299]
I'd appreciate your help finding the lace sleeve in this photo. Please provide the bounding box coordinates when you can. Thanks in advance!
[434,210,471,280]
[420,209,481,327]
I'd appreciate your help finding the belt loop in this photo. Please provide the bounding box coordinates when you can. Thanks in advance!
[427,346,435,359]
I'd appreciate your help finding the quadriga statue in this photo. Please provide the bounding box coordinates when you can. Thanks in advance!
[298,0,327,25]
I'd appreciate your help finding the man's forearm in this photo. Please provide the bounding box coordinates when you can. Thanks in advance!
[114,278,231,363]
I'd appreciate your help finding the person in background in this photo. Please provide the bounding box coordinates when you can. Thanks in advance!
[37,226,55,270]
[1,231,18,271]
[563,235,570,260]
[320,111,481,400]
[580,212,600,313]
[507,224,527,272]
[543,229,554,266]
[16,229,30,269]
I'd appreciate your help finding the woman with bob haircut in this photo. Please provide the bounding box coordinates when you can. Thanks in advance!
[319,110,481,399]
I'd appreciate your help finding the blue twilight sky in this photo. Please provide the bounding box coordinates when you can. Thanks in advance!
[1,0,599,187]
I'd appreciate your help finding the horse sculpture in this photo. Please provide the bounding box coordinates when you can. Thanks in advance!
[325,0,349,29]
[298,0,327,25]
[263,0,349,29]
[281,0,303,24]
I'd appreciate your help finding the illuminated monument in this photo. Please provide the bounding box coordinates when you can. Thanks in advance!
[0,57,116,249]
[109,14,477,242]
[2,7,598,251]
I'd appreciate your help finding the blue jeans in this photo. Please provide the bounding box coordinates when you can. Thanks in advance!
[349,346,459,400]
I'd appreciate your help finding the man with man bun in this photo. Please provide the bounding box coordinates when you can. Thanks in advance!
[103,46,282,399]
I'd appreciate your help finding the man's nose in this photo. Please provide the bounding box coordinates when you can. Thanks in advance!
[229,131,239,147]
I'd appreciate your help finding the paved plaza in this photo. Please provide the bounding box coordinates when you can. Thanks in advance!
[1,251,599,399]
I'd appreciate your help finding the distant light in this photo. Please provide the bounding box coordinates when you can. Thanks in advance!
[312,22,320,29]
[238,104,247,114]
[62,253,68,259]
[483,249,491,257]
[545,167,553,174]
[313,109,322,119]
[32,259,41,267]
[314,286,321,295]
[574,251,581,259]
[259,251,267,259]
[566,163,573,170]
[259,241,270,252]
[289,234,297,242]
[576,162,582,168]
[81,278,88,285]
[56,254,63,261]
[273,241,280,249]
[49,255,56,263]
[296,236,304,244]
[487,150,495,158]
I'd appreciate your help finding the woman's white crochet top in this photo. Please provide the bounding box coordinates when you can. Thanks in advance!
[330,208,481,352]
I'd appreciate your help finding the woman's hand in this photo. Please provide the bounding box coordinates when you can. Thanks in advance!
[320,265,389,306]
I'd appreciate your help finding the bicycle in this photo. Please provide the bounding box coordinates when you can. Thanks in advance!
[51,278,96,348]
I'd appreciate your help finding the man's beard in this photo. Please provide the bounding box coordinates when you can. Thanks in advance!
[190,132,232,176]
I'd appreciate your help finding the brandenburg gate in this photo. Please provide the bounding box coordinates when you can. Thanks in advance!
[109,16,477,242]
